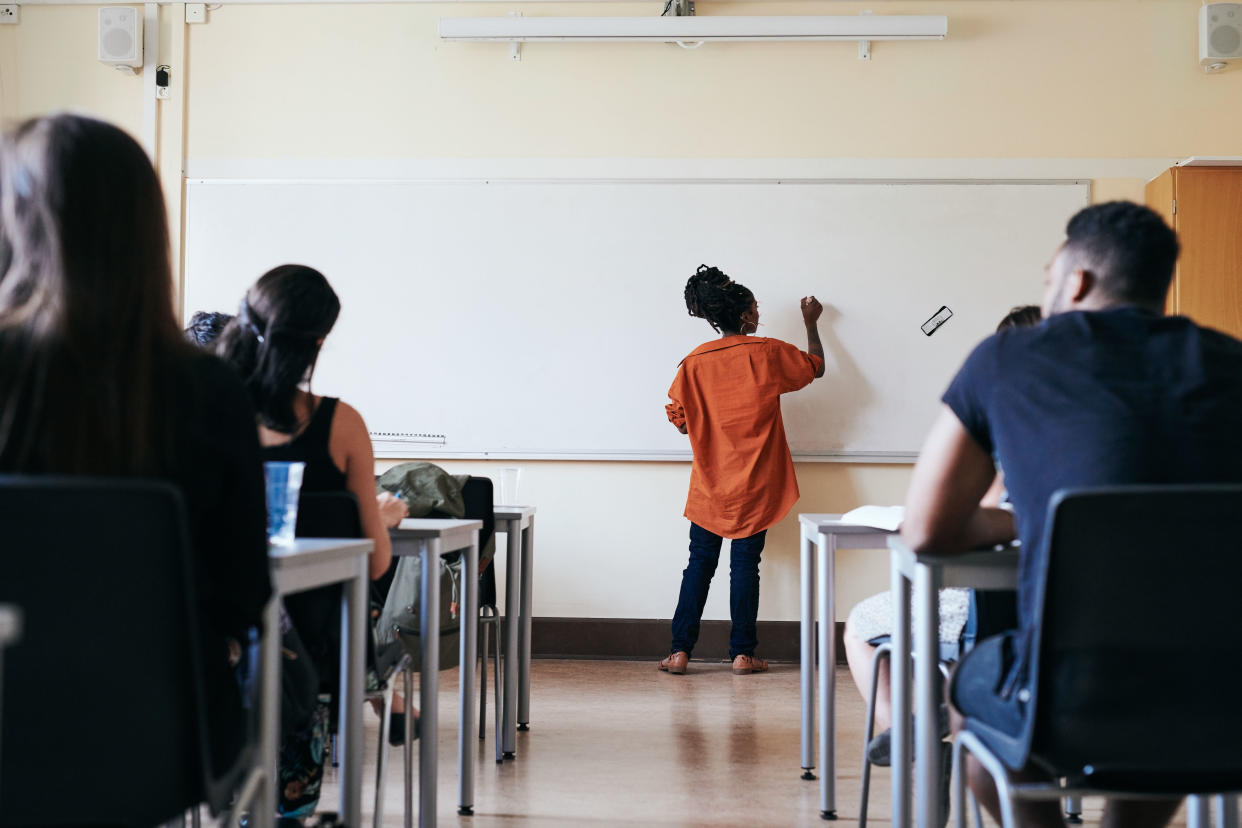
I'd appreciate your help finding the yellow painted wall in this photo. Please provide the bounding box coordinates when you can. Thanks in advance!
[4,0,1237,625]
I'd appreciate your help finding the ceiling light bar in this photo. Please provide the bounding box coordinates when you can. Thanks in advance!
[438,14,948,44]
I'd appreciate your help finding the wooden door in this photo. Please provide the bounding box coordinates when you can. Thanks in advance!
[1145,169,1178,316]
[1172,168,1242,340]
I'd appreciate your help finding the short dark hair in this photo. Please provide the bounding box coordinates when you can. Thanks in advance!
[996,305,1041,332]
[1063,201,1179,308]
[184,311,234,347]
[684,264,754,334]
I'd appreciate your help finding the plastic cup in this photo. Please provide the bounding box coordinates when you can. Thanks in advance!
[499,467,521,506]
[264,461,305,546]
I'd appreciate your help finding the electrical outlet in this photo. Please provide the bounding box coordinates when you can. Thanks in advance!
[0,5,19,25]
[156,86,170,100]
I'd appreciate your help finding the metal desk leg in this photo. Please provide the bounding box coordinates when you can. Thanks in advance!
[501,520,520,758]
[1065,794,1083,823]
[256,597,281,828]
[458,535,479,815]
[1216,795,1240,828]
[799,527,816,781]
[890,548,913,828]
[817,533,838,819]
[1188,795,1210,828]
[339,557,367,828]
[517,518,534,731]
[419,539,441,828]
[914,563,942,828]
[403,667,414,828]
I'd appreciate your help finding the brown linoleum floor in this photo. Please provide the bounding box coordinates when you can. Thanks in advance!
[315,659,1191,827]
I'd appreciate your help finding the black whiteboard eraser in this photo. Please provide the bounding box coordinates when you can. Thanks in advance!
[921,306,953,336]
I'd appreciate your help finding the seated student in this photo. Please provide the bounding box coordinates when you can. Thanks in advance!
[187,308,407,527]
[0,115,271,780]
[843,305,1040,766]
[215,266,412,819]
[185,310,235,348]
[903,202,1242,828]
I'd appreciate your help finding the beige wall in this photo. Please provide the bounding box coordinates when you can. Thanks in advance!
[4,0,1237,623]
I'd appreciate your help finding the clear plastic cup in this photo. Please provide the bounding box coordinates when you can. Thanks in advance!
[499,467,521,506]
[264,461,305,546]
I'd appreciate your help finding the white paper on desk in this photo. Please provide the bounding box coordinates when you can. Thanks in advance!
[840,505,904,532]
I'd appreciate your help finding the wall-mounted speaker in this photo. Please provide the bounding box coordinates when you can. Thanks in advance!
[1201,3,1242,68]
[98,7,143,68]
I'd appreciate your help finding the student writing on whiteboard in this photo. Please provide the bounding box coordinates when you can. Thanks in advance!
[659,265,825,676]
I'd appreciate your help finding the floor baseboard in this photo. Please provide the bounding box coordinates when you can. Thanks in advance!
[530,617,847,664]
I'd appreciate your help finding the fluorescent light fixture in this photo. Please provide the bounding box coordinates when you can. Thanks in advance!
[438,15,948,44]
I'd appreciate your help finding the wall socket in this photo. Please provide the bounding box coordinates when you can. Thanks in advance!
[0,6,19,25]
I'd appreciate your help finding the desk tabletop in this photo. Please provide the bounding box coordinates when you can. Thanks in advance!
[0,604,21,645]
[887,536,1020,590]
[269,538,373,569]
[799,513,897,534]
[391,518,482,554]
[494,505,536,521]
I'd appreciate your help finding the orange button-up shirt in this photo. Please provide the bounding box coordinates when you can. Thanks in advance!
[666,335,823,539]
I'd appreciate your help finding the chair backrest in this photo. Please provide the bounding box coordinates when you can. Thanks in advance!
[1026,485,1242,783]
[296,490,364,539]
[288,490,367,695]
[0,477,213,825]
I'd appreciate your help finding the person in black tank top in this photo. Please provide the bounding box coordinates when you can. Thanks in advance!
[216,266,407,819]
[262,396,348,494]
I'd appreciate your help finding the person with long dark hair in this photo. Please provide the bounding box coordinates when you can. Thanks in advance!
[215,264,403,818]
[0,114,271,778]
[659,264,825,676]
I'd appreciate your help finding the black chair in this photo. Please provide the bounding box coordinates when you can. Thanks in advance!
[952,485,1242,827]
[293,490,408,828]
[0,477,252,826]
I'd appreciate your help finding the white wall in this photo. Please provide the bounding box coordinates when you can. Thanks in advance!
[4,0,1237,623]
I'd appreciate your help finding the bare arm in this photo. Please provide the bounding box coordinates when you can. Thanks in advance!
[801,296,826,378]
[902,405,1016,555]
[335,402,395,579]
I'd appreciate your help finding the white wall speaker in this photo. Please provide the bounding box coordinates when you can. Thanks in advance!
[98,7,143,68]
[1201,3,1242,68]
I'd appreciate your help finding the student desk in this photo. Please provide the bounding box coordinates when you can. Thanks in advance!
[261,538,374,828]
[887,536,1019,828]
[798,514,895,820]
[390,518,481,823]
[494,505,536,759]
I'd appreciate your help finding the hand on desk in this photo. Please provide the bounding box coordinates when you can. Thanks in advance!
[377,492,410,529]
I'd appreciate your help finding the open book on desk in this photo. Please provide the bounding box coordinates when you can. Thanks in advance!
[839,505,904,532]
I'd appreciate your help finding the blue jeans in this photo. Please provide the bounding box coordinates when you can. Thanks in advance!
[670,523,766,659]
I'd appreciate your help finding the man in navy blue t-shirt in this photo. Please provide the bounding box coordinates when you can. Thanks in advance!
[903,201,1242,828]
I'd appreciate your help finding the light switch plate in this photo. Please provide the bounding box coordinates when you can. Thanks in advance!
[185,3,206,24]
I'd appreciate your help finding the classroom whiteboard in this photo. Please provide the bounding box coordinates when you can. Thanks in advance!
[183,178,1088,461]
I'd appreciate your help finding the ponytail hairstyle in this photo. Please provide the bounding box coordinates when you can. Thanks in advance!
[683,264,755,334]
[215,264,340,433]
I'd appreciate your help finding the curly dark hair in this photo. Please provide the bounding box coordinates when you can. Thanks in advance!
[684,264,754,334]
[184,310,234,347]
[996,305,1041,332]
[1063,201,1179,308]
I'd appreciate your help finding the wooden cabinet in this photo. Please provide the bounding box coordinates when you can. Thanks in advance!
[1146,166,1242,339]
